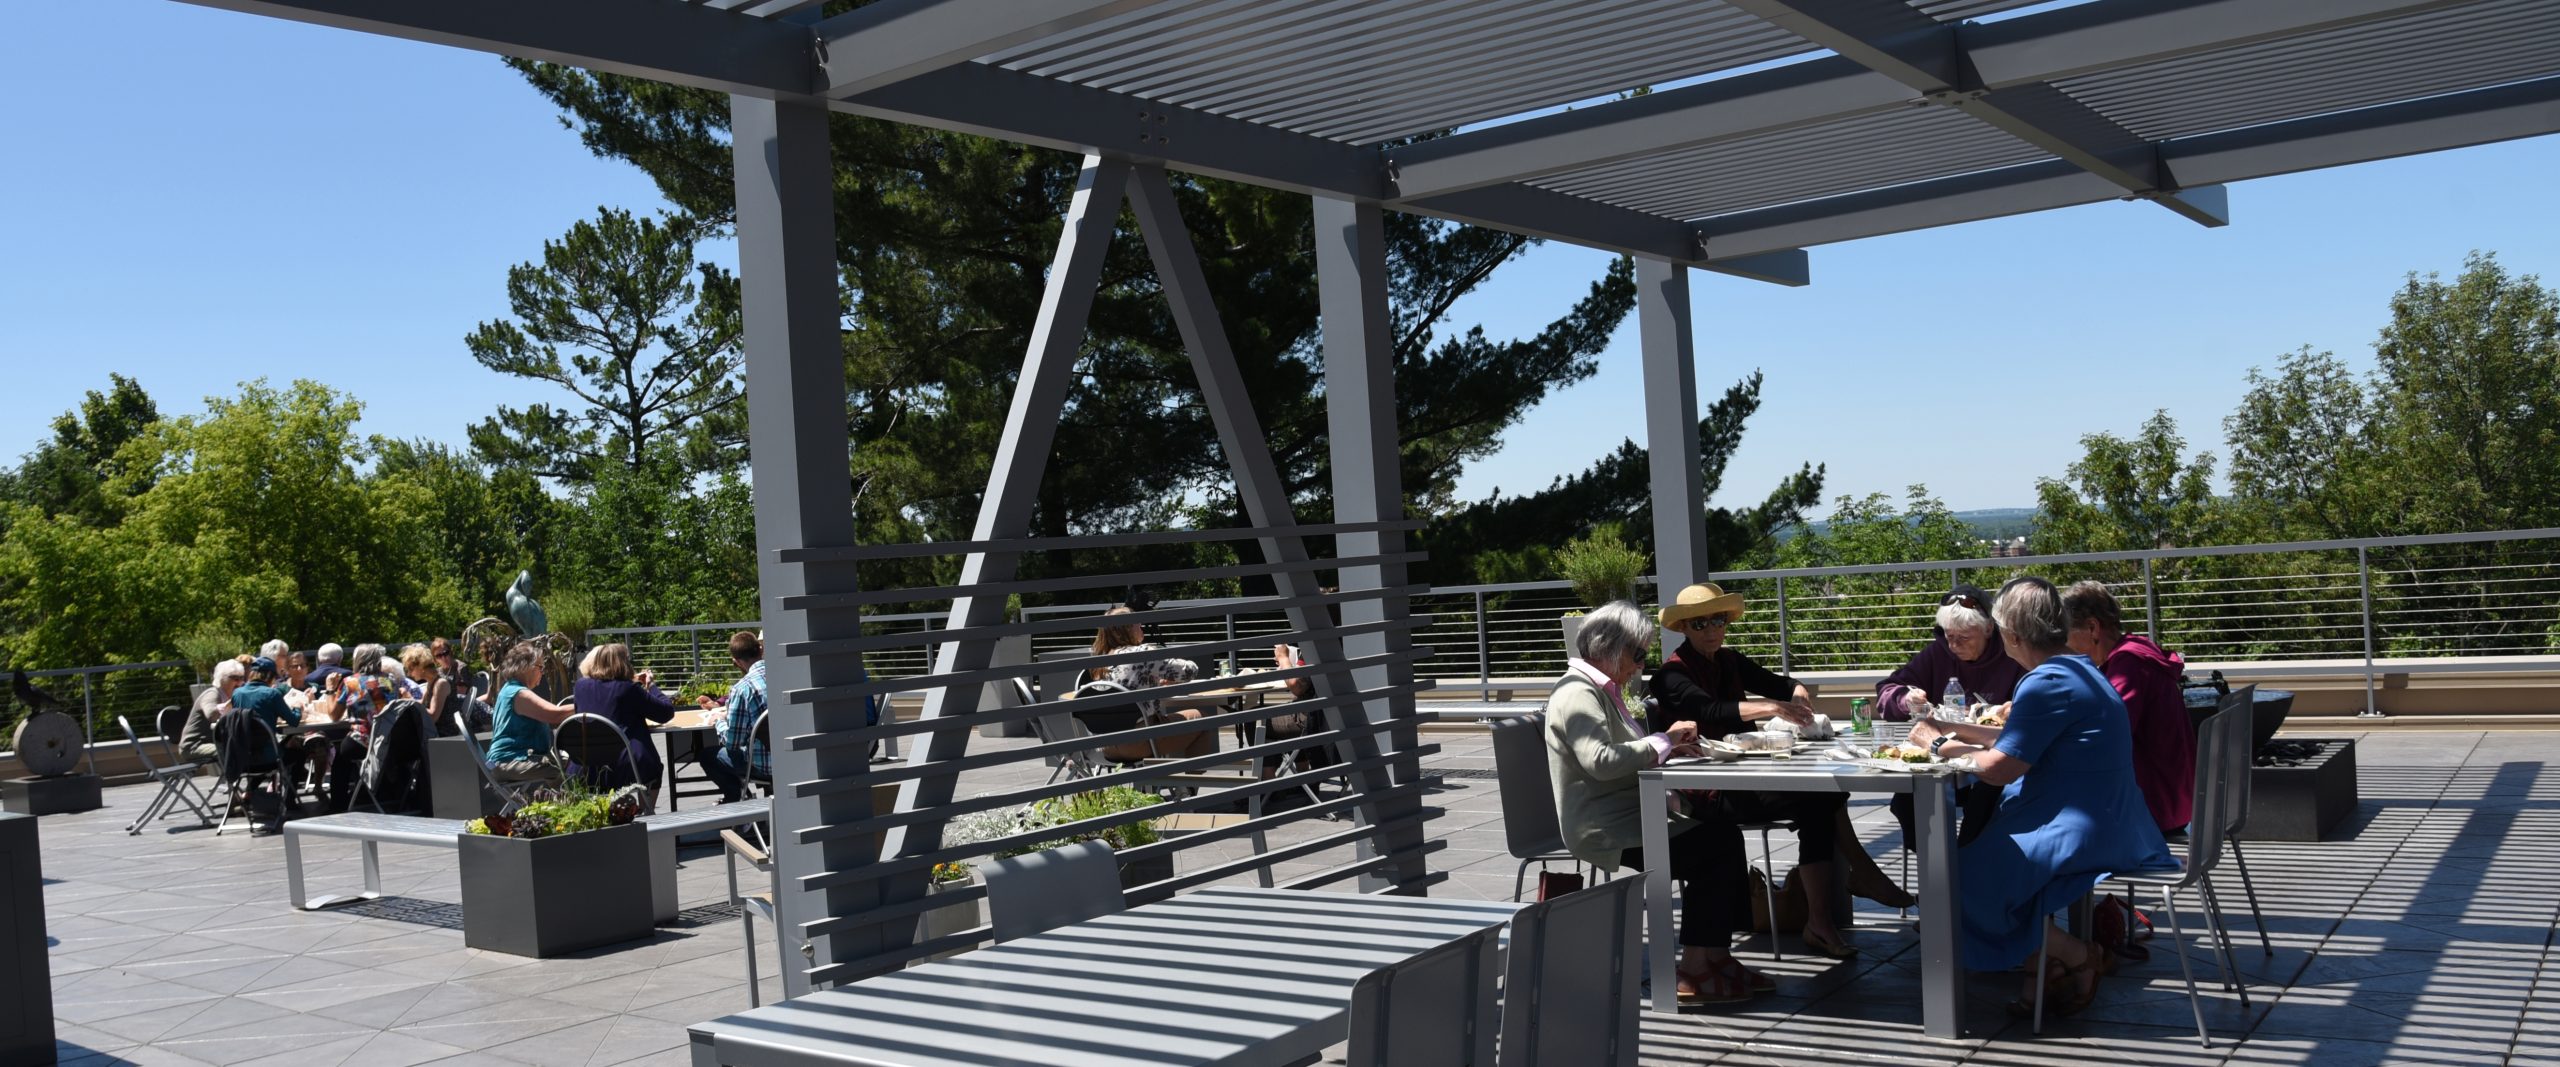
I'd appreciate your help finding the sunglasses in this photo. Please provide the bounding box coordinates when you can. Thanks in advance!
[1943,593,1982,610]
[1678,616,1731,632]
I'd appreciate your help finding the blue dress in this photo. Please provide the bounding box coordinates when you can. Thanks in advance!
[1957,654,2175,970]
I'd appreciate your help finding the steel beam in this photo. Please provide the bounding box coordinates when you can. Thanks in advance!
[1723,0,2227,228]
[1311,193,1433,892]
[170,0,815,97]
[730,93,861,997]
[842,65,1804,280]
[1699,76,2560,258]
[1960,0,2491,88]
[1638,259,1711,586]
[815,0,1157,99]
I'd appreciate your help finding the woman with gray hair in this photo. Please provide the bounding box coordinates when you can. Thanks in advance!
[1907,576,2172,1018]
[1542,601,1760,1002]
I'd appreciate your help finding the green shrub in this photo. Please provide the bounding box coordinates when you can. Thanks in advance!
[1557,523,1646,608]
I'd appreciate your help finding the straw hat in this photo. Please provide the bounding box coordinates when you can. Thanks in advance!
[1659,582,1746,630]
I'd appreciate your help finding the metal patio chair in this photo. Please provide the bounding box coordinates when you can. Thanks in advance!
[1343,924,1503,1067]
[120,708,214,834]
[1496,877,1643,1067]
[981,839,1125,943]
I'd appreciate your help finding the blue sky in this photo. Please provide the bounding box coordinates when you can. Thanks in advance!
[6,1,2558,516]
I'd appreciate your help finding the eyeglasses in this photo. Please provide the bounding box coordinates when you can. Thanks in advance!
[1678,616,1731,632]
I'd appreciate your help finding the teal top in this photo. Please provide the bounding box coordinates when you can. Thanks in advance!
[486,680,552,764]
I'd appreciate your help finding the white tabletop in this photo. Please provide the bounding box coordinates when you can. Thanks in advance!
[688,887,1523,1067]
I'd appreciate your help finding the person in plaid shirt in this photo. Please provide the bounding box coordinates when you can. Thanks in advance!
[694,631,877,801]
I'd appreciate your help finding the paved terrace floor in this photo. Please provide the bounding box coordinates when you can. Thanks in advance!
[31,728,2560,1066]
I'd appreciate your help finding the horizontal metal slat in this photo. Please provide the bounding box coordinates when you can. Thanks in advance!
[777,550,1428,611]
[783,615,1428,703]
[774,518,1422,563]
[779,585,1427,658]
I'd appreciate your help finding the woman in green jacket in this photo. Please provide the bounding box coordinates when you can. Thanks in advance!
[1544,600,1765,1003]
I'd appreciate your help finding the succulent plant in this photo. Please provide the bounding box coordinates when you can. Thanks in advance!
[508,811,556,839]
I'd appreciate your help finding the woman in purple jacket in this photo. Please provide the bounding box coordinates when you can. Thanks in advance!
[1878,586,2027,849]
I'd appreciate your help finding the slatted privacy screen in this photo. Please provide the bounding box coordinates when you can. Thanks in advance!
[781,521,1444,985]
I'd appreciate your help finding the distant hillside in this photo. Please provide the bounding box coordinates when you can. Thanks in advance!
[1774,507,2036,544]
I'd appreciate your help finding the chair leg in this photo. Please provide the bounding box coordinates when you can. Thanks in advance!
[741,905,762,1009]
[125,783,168,835]
[2032,917,2050,1034]
[1899,845,1911,919]
[1758,829,1782,961]
[2229,838,2273,956]
[2159,886,2212,1048]
[1515,859,1533,903]
[2198,882,2247,1006]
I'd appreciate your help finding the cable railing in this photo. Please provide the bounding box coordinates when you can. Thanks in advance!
[17,529,2559,741]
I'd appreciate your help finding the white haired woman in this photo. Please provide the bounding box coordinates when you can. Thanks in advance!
[1906,577,2173,1017]
[1879,584,2028,849]
[1543,600,1764,1002]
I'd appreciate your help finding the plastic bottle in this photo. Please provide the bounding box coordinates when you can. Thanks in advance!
[1849,697,1872,736]
[1941,679,1970,721]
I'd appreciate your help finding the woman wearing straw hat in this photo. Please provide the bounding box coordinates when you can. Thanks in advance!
[1650,582,1916,956]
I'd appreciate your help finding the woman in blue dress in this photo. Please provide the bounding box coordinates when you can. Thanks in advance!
[1906,576,2173,1017]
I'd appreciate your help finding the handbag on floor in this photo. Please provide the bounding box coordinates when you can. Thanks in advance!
[1536,869,1584,901]
[1747,866,1810,934]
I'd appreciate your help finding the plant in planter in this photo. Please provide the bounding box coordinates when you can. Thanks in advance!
[1556,523,1647,654]
[1014,787,1172,888]
[174,623,246,688]
[459,782,654,957]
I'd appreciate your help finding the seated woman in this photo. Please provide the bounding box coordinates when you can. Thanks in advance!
[2061,580,2194,835]
[1876,585,2025,721]
[1906,577,2172,1017]
[571,642,677,807]
[1545,600,1765,1002]
[485,642,575,786]
[1877,586,2026,846]
[181,657,248,764]
[1086,607,1218,762]
[1648,582,1913,947]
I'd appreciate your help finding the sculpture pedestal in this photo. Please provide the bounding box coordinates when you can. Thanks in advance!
[1,773,102,815]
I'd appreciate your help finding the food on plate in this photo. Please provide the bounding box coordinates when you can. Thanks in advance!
[1871,743,1935,764]
[1974,705,2008,727]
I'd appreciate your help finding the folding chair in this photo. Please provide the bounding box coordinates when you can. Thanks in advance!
[2215,685,2272,955]
[120,709,214,834]
[1344,925,1503,1067]
[452,718,533,809]
[980,839,1125,943]
[553,712,637,790]
[2039,694,2245,1045]
[212,715,288,837]
[1498,877,1644,1067]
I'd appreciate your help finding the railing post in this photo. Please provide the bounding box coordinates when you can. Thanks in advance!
[80,673,97,776]
[1225,609,1238,675]
[1474,590,1490,689]
[1776,575,1793,676]
[2359,546,2382,717]
[2142,557,2159,641]
[687,628,702,689]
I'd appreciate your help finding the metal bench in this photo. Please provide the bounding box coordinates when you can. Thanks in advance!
[283,812,467,910]
[284,797,773,919]
[637,798,771,921]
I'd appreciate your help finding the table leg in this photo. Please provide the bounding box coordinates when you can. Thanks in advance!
[1914,778,1964,1039]
[362,841,382,898]
[285,828,307,908]
[1641,775,1677,1014]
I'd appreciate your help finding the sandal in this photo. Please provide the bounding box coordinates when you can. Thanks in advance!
[2003,945,2110,1019]
[1677,965,1755,1004]
[1801,926,1860,960]
[1716,958,1777,994]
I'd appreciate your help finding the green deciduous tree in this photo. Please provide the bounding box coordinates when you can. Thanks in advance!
[466,206,744,485]
[2033,410,2223,553]
[0,373,161,533]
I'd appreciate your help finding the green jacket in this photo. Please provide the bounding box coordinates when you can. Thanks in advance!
[1544,670,1690,870]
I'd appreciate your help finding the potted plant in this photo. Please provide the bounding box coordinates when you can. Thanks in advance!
[1556,523,1646,655]
[174,623,245,698]
[1021,786,1172,888]
[459,784,653,957]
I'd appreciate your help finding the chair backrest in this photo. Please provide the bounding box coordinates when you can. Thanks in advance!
[1069,680,1147,734]
[554,713,634,776]
[156,703,191,754]
[1036,648,1089,704]
[2174,699,2231,875]
[1498,877,1642,1067]
[980,839,1126,942]
[2218,684,2257,837]
[1489,714,1567,861]
[1345,926,1502,1067]
[119,715,162,774]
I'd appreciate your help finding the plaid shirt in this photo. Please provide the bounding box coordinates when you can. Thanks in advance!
[723,660,771,776]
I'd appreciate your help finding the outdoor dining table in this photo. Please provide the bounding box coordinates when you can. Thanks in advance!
[1637,755,1970,1038]
[685,885,1525,1067]
[658,705,724,811]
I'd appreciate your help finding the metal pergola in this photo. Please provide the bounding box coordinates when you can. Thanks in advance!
[183,0,2560,1000]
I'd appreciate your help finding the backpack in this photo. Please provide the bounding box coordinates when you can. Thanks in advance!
[212,710,280,780]
[363,699,435,813]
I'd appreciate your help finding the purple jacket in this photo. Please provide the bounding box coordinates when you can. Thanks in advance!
[1874,635,2025,721]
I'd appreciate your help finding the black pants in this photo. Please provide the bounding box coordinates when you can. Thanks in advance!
[1717,790,1845,863]
[1621,822,1737,949]
[1889,783,2004,849]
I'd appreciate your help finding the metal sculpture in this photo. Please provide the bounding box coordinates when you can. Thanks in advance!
[505,571,549,638]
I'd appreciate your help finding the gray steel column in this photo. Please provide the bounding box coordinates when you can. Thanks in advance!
[894,156,1132,854]
[731,93,865,997]
[1637,258,1709,584]
[1312,192,1429,892]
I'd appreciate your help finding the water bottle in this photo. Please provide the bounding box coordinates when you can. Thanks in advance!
[1941,679,1970,722]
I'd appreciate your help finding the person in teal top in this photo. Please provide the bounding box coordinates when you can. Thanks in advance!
[485,641,574,785]
[1907,577,2174,1020]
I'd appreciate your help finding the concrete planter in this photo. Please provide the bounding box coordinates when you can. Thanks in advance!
[917,872,984,959]
[1119,851,1175,890]
[459,822,653,957]
[427,736,503,822]
[2249,737,2357,842]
